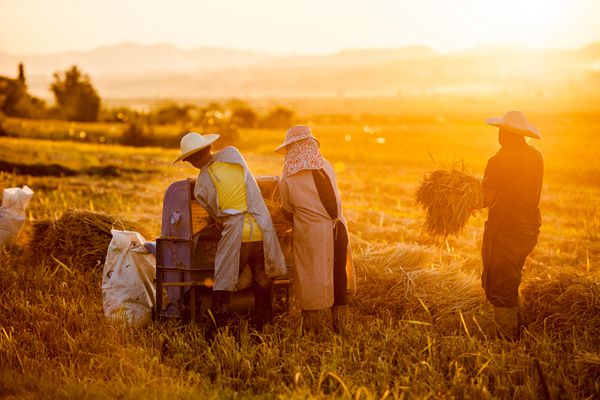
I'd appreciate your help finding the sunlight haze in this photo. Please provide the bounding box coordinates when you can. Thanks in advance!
[1,0,598,55]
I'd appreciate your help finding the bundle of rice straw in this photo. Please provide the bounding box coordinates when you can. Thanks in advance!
[28,209,146,269]
[416,164,483,238]
[520,272,600,337]
[354,243,485,320]
[574,352,600,385]
[265,200,293,241]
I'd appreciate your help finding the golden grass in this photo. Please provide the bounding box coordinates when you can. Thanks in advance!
[1,112,599,399]
[415,164,483,238]
[28,209,146,269]
[354,243,485,323]
[520,272,600,337]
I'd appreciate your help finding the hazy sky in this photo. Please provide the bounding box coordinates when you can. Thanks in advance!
[1,0,599,55]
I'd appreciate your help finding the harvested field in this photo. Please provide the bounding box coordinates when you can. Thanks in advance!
[0,160,155,177]
[1,115,599,399]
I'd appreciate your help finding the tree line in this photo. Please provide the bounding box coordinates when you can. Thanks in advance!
[0,63,296,145]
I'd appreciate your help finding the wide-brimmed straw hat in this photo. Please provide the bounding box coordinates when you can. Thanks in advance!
[486,110,540,139]
[274,125,320,155]
[172,132,220,164]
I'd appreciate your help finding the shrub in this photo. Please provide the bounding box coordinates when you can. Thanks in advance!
[260,106,295,128]
[50,65,101,122]
[122,118,154,147]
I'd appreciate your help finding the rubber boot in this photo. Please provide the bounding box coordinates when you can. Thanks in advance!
[253,283,273,332]
[331,305,348,334]
[494,306,519,340]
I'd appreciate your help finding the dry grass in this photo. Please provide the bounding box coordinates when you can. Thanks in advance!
[521,272,600,337]
[27,209,146,269]
[416,164,483,238]
[1,113,600,399]
[354,243,485,324]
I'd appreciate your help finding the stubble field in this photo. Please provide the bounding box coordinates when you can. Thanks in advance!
[0,111,599,399]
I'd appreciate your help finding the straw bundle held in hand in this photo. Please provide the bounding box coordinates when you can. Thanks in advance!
[416,164,483,238]
[28,209,146,269]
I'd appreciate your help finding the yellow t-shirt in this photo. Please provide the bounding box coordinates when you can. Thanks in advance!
[207,161,262,242]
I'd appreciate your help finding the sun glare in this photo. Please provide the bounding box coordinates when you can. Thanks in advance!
[488,0,571,48]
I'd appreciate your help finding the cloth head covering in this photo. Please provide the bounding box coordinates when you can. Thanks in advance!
[275,125,321,155]
[282,137,325,177]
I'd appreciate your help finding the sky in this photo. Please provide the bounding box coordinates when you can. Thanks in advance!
[1,0,599,55]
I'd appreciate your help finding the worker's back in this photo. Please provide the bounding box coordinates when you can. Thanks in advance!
[484,143,544,231]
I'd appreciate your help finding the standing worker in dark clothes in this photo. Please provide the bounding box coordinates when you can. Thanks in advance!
[482,111,544,339]
[275,126,356,333]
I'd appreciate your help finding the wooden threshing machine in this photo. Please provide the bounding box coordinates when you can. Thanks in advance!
[154,176,291,323]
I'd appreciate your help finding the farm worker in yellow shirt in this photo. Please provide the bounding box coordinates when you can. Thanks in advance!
[172,132,286,335]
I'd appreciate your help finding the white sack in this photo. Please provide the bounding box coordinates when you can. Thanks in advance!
[0,185,34,246]
[102,230,156,327]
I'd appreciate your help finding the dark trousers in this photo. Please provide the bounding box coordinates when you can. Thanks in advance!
[209,241,273,331]
[482,226,538,307]
[333,224,349,306]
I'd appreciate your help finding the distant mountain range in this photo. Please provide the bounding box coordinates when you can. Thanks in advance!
[1,42,599,99]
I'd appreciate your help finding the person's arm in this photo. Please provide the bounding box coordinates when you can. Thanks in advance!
[194,171,223,226]
[482,157,500,208]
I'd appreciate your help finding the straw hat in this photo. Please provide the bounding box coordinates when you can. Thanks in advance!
[172,132,220,164]
[274,125,320,155]
[486,111,540,139]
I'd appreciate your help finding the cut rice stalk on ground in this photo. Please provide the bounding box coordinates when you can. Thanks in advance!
[520,272,600,337]
[27,209,147,269]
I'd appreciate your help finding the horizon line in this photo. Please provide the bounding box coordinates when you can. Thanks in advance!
[2,39,600,58]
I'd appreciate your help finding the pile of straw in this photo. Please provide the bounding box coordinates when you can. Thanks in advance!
[28,209,145,269]
[521,273,600,337]
[354,243,485,318]
[416,165,483,238]
[265,200,293,241]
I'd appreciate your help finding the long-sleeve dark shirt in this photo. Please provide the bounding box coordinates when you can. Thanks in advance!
[482,143,543,232]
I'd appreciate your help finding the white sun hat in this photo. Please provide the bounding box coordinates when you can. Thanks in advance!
[486,110,541,139]
[172,132,220,164]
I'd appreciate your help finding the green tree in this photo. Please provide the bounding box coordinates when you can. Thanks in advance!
[17,63,25,85]
[50,65,101,121]
[0,64,46,118]
[0,77,26,116]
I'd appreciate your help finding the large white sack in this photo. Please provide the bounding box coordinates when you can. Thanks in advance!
[102,230,156,327]
[0,185,34,247]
